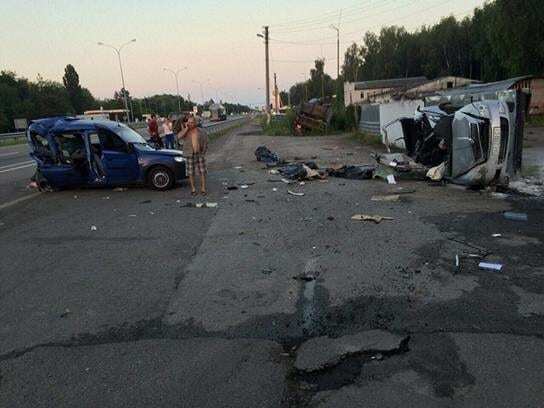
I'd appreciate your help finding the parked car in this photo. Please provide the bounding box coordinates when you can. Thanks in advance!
[27,117,187,191]
[381,97,523,187]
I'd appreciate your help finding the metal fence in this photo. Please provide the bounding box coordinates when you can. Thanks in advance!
[359,104,381,134]
[0,116,249,144]
[0,131,26,143]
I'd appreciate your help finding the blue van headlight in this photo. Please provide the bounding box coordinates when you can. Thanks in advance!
[174,156,184,163]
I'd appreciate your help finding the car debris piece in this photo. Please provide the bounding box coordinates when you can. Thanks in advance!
[288,190,305,197]
[294,98,333,134]
[371,194,400,202]
[351,214,394,224]
[90,225,97,231]
[492,233,502,238]
[479,262,503,271]
[327,164,376,180]
[278,163,325,181]
[240,185,249,189]
[387,175,397,185]
[255,145,282,167]
[272,188,278,192]
[427,162,446,181]
[503,212,528,222]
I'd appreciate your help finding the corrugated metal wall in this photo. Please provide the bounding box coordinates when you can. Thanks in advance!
[359,104,380,134]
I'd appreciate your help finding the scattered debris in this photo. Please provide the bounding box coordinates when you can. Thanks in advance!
[90,225,97,231]
[255,145,282,166]
[427,162,446,181]
[234,166,243,170]
[278,162,325,181]
[294,330,408,372]
[479,262,503,271]
[113,187,127,192]
[492,233,502,238]
[272,188,278,192]
[128,214,137,217]
[288,190,305,197]
[59,308,71,318]
[491,192,509,200]
[327,216,335,221]
[269,169,279,175]
[226,185,238,190]
[387,175,397,185]
[292,274,316,282]
[504,212,528,222]
[262,268,274,275]
[180,202,218,208]
[371,194,400,202]
[140,200,151,204]
[352,214,394,224]
[327,164,375,180]
[240,185,249,189]
[281,178,293,184]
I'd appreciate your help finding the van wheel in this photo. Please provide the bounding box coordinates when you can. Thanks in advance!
[148,167,174,191]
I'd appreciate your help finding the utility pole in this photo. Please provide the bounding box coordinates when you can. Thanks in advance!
[257,27,270,114]
[273,73,279,114]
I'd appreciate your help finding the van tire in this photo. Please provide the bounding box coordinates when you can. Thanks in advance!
[147,166,175,191]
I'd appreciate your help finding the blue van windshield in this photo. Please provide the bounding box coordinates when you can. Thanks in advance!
[115,125,147,144]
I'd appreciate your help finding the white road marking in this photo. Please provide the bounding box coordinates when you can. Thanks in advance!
[0,163,35,173]
[0,160,34,170]
[0,192,41,211]
[0,151,20,158]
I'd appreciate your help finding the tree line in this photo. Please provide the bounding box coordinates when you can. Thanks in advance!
[0,65,251,133]
[284,0,543,107]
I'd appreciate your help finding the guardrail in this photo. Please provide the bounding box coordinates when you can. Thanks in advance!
[0,131,26,142]
[0,115,249,144]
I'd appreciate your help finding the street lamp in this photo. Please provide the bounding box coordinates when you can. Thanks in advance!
[192,80,206,103]
[97,38,136,122]
[164,67,188,113]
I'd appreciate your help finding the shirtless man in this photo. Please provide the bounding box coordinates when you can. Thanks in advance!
[178,116,208,196]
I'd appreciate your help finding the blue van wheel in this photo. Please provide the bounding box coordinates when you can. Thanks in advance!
[148,166,174,191]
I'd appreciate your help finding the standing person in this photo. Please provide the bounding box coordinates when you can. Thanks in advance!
[177,116,208,196]
[147,114,163,148]
[162,116,175,149]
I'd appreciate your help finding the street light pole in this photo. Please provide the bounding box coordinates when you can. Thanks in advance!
[330,25,340,79]
[164,67,188,113]
[98,39,136,122]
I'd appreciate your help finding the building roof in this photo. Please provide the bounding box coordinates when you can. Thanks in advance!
[436,75,536,97]
[354,76,428,91]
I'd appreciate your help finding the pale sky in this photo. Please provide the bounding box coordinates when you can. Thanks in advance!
[1,0,487,106]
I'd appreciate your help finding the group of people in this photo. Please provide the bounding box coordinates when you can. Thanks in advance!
[147,113,208,196]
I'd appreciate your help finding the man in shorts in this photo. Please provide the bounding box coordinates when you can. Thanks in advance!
[178,116,208,196]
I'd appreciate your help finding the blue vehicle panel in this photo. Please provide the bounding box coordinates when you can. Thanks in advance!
[27,117,186,191]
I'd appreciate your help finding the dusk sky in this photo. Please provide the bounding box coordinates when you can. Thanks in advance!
[1,0,487,106]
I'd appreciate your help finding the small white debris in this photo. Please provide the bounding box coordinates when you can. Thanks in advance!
[288,190,305,197]
[272,188,278,192]
[90,225,97,231]
[240,184,249,189]
[492,233,502,238]
[387,175,397,185]
[479,262,503,271]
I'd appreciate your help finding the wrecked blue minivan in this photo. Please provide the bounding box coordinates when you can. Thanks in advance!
[27,117,186,190]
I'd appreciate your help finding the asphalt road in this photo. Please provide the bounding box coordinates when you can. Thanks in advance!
[0,144,36,208]
[1,122,543,407]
